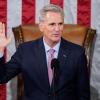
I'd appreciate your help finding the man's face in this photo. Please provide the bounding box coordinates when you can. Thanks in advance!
[39,11,64,47]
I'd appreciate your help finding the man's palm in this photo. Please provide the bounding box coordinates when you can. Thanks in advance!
[0,22,12,51]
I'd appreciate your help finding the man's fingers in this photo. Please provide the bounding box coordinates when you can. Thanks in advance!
[0,22,5,35]
[0,22,3,33]
[2,23,5,35]
[7,34,13,44]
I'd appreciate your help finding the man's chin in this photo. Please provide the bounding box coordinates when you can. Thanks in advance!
[52,38,61,43]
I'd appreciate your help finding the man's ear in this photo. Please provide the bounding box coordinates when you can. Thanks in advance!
[39,22,44,32]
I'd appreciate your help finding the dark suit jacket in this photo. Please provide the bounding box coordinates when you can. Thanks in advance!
[0,38,90,100]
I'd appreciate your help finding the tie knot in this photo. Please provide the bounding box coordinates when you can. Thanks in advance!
[49,49,55,56]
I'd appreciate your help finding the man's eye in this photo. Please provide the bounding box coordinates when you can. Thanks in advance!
[48,22,63,26]
[59,23,63,25]
[49,23,55,26]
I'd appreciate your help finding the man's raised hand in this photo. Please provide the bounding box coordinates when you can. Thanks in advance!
[0,22,12,53]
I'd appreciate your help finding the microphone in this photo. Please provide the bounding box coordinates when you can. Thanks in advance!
[51,58,60,78]
[51,58,60,100]
[51,58,59,70]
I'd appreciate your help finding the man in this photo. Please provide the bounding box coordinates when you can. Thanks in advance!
[0,4,90,100]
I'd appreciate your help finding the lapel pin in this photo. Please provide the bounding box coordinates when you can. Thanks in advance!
[63,54,67,58]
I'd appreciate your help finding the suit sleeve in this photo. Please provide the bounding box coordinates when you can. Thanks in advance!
[76,49,90,100]
[0,45,22,84]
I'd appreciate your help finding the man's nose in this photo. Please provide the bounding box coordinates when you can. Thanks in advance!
[55,25,60,31]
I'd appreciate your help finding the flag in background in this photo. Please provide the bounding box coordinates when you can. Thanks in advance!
[0,0,100,100]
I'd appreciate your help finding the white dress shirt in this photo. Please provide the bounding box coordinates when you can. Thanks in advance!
[43,38,61,65]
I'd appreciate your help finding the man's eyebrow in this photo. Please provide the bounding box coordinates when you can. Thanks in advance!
[59,22,63,25]
[48,22,63,25]
[49,23,55,25]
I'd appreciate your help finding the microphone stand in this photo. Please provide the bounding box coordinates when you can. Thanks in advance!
[52,67,56,100]
[51,58,60,100]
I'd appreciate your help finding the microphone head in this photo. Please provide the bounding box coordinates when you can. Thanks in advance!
[51,58,59,69]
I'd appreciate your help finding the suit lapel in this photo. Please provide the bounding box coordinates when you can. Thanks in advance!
[34,38,50,92]
[58,39,70,71]
[51,38,71,91]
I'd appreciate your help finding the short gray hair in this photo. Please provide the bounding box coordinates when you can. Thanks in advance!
[39,4,64,22]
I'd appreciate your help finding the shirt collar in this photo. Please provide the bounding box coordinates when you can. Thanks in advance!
[43,38,61,53]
